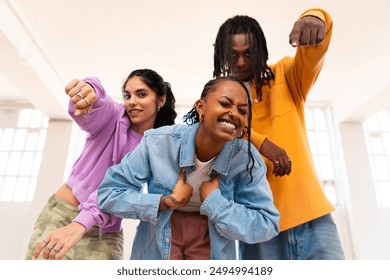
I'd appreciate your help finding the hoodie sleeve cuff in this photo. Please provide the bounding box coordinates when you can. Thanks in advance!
[73,210,96,232]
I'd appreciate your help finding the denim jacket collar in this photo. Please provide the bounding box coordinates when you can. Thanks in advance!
[179,123,238,176]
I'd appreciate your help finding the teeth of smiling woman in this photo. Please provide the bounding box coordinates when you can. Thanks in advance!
[219,121,236,130]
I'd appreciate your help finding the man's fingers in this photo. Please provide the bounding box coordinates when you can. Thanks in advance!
[289,16,326,47]
[289,21,301,47]
[316,27,326,44]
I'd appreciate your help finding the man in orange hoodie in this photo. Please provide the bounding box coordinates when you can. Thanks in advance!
[213,8,345,259]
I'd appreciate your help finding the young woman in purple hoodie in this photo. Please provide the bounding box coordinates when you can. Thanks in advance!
[26,69,177,260]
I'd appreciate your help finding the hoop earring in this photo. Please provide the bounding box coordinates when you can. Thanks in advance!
[199,114,204,122]
[240,126,248,138]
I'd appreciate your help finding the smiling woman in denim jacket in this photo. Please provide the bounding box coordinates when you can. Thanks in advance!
[98,76,279,260]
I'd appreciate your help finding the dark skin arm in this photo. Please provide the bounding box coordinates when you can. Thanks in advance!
[258,15,326,176]
[259,139,292,177]
[159,169,193,210]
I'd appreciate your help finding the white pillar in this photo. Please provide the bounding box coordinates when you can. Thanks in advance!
[339,122,387,259]
[20,119,72,258]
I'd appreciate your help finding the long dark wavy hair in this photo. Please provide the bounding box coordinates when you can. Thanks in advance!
[213,15,275,101]
[122,69,177,128]
[183,76,255,182]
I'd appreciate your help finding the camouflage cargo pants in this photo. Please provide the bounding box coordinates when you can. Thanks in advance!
[25,194,123,260]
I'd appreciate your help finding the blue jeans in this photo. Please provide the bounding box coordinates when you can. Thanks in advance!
[239,214,345,260]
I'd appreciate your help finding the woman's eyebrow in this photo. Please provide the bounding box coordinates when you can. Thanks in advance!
[221,95,248,107]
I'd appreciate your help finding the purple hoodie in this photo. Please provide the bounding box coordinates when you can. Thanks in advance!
[66,77,143,234]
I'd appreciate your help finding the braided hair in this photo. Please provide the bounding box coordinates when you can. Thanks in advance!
[213,15,274,101]
[183,76,255,182]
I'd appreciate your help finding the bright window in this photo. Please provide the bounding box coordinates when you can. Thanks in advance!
[0,109,48,202]
[363,110,390,207]
[305,105,338,205]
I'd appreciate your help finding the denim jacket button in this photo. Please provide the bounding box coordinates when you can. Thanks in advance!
[165,238,170,243]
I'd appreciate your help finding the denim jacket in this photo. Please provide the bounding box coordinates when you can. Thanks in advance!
[98,123,279,260]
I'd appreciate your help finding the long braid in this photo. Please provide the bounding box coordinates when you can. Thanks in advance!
[213,15,274,101]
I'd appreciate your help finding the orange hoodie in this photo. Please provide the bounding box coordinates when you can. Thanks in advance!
[250,8,334,231]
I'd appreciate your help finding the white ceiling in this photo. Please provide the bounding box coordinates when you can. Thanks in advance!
[1,0,390,121]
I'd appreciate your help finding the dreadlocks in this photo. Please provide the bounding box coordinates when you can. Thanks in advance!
[213,15,274,101]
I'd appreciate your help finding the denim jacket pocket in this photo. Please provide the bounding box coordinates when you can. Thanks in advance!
[149,174,178,196]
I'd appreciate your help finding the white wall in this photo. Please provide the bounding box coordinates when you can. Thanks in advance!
[338,122,390,259]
